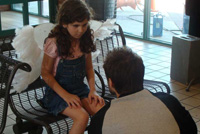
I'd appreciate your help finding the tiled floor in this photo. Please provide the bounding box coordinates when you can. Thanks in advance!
[3,37,200,133]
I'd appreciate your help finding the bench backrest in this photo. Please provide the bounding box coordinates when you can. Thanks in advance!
[0,54,31,133]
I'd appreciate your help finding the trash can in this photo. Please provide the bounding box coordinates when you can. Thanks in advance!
[170,34,200,85]
[86,0,116,21]
[182,14,190,34]
[153,13,163,37]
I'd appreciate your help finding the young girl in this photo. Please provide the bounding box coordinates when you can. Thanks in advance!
[41,0,105,133]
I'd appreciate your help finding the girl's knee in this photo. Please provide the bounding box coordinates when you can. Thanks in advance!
[74,109,89,123]
[91,103,105,115]
[80,111,89,122]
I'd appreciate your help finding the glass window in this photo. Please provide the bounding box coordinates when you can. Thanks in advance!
[29,1,39,14]
[1,7,23,30]
[12,3,22,11]
[116,0,189,45]
[42,0,49,17]
[149,0,189,43]
[116,0,145,37]
[12,0,49,18]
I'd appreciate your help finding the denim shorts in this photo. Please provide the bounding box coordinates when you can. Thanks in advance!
[41,55,90,116]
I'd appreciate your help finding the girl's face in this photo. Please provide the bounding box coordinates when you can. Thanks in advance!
[63,19,89,39]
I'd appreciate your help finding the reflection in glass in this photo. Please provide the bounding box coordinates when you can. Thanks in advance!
[150,0,188,43]
[116,0,144,37]
[116,0,189,44]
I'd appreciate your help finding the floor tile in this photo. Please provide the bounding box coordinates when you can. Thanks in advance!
[143,53,162,59]
[171,92,189,101]
[5,117,15,127]
[156,51,171,57]
[145,58,163,64]
[177,88,200,96]
[181,97,200,107]
[181,103,195,111]
[146,64,166,70]
[173,81,188,87]
[190,84,200,90]
[147,71,168,79]
[7,106,13,115]
[8,114,16,121]
[157,62,171,68]
[193,94,200,100]
[189,108,200,120]
[192,117,200,123]
[168,82,185,92]
[144,68,154,74]
[144,75,156,80]
[154,56,171,62]
[135,50,147,56]
[143,61,153,67]
[141,55,151,62]
[196,121,200,132]
[4,125,14,134]
[154,78,170,83]
[157,68,170,74]
[143,48,164,53]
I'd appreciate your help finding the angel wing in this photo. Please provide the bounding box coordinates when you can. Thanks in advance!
[90,19,118,41]
[12,23,54,93]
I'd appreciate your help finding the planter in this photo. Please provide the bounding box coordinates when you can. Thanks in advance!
[86,0,116,21]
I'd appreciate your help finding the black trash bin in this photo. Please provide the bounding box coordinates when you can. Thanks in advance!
[86,0,116,21]
[171,34,200,85]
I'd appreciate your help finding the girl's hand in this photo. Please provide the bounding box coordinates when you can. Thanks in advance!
[88,90,104,106]
[65,93,82,109]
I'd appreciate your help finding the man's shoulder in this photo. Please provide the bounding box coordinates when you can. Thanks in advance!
[152,92,179,104]
[152,91,197,133]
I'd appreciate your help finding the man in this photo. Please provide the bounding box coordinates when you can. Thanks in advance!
[88,47,197,134]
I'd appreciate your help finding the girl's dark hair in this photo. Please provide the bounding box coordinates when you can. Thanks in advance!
[48,0,95,57]
[103,47,145,94]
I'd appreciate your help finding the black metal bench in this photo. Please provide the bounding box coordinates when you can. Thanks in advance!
[0,35,16,58]
[0,53,106,134]
[0,35,17,134]
[0,53,32,133]
[0,35,105,133]
[0,24,170,133]
[92,24,170,100]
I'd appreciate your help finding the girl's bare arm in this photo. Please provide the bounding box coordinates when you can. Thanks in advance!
[86,53,104,105]
[85,53,96,91]
[41,54,81,108]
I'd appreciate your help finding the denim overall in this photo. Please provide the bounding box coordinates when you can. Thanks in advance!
[42,55,90,116]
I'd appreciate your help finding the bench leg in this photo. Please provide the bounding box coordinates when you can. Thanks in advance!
[28,126,43,134]
[186,77,200,91]
[13,117,43,134]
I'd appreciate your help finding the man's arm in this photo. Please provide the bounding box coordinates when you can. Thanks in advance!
[153,92,197,134]
[88,102,110,134]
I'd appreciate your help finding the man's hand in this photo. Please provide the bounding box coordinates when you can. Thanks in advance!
[88,90,105,106]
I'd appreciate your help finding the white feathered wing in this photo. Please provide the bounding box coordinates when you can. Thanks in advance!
[12,23,54,93]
